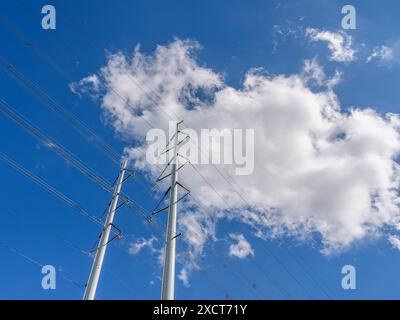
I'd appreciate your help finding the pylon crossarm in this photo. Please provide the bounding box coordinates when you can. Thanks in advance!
[175,190,190,204]
[98,213,120,238]
[151,186,171,215]
[177,153,191,163]
[177,135,190,147]
[152,189,190,216]
[171,233,182,240]
[89,223,123,253]
[122,170,135,183]
[163,136,190,157]
[109,223,123,239]
[178,130,190,138]
[176,181,190,194]
[152,205,170,216]
[160,131,178,154]
[114,198,128,212]
[156,157,175,182]
[160,136,190,156]
[157,162,187,182]
[161,145,175,156]
[161,130,189,155]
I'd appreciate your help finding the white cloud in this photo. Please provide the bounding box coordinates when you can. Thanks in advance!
[388,235,400,250]
[326,70,343,90]
[301,58,342,89]
[229,233,255,259]
[272,22,303,54]
[175,210,215,287]
[306,28,356,62]
[178,268,190,287]
[128,236,157,255]
[72,39,400,263]
[302,59,326,86]
[366,45,394,63]
[69,74,101,97]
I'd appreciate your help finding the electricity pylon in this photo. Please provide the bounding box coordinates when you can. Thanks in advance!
[153,121,190,300]
[83,159,128,300]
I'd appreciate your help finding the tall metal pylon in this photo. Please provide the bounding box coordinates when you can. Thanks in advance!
[83,159,128,300]
[156,120,190,300]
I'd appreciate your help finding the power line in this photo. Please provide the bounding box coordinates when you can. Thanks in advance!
[288,247,334,299]
[1,11,328,299]
[0,97,164,241]
[0,241,84,289]
[0,153,175,298]
[0,98,113,192]
[0,55,121,164]
[0,152,152,298]
[153,126,264,299]
[0,56,159,220]
[0,152,233,299]
[0,53,163,208]
[186,190,298,299]
[0,152,106,229]
[84,160,128,300]
[0,98,150,218]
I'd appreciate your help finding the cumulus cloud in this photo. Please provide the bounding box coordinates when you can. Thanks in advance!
[229,233,255,259]
[306,28,356,62]
[366,45,394,63]
[71,39,400,266]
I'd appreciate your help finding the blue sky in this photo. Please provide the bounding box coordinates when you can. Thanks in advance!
[1,0,400,300]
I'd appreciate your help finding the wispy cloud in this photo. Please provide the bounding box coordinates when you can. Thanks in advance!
[178,268,190,287]
[306,28,356,62]
[388,235,400,250]
[271,22,304,54]
[128,236,158,255]
[366,45,394,63]
[229,233,255,259]
[301,58,342,89]
[69,74,101,98]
